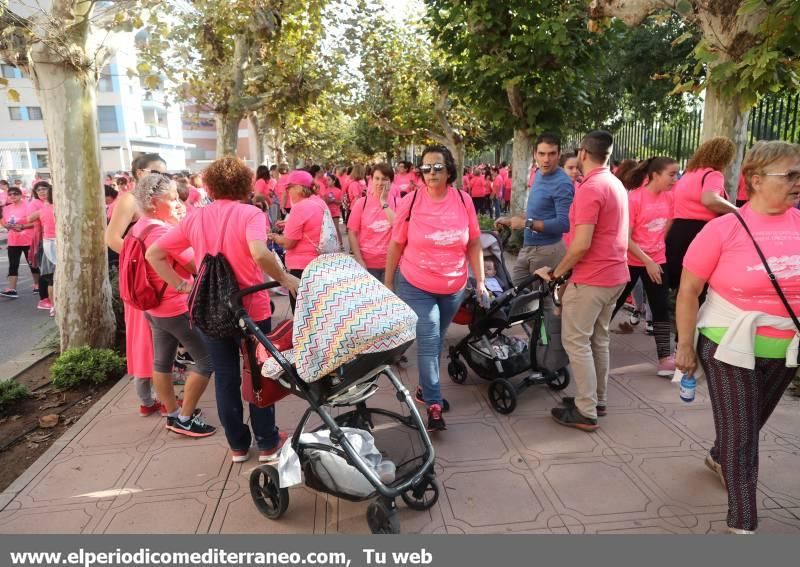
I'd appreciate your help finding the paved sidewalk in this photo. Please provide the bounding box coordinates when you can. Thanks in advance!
[0,302,798,535]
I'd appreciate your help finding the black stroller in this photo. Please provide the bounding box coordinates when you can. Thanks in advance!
[230,257,437,534]
[447,231,570,414]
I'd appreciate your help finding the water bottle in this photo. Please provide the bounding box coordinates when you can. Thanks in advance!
[679,374,696,403]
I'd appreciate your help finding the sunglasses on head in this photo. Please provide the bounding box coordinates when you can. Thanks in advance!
[143,169,171,179]
[419,163,446,174]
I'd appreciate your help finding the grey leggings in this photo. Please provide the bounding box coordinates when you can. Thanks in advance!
[145,312,213,376]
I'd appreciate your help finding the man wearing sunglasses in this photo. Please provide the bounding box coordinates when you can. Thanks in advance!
[536,131,629,432]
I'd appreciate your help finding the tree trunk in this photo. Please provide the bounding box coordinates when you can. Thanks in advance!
[701,83,750,202]
[249,113,264,166]
[31,61,115,350]
[510,128,532,216]
[216,112,242,157]
[451,142,465,190]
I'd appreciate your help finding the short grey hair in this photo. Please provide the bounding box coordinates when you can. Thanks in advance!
[134,173,174,213]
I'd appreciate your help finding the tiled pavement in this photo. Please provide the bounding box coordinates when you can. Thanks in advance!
[1,303,799,535]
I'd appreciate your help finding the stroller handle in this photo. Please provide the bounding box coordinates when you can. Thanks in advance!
[229,281,282,312]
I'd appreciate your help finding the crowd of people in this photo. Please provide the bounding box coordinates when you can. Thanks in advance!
[3,128,799,535]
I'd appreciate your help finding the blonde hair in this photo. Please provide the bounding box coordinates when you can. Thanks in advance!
[741,140,800,197]
[350,164,366,181]
[686,137,736,172]
[134,173,174,214]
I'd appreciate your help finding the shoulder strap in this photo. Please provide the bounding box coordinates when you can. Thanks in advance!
[733,211,800,334]
[700,170,712,189]
[405,189,419,222]
[455,187,466,209]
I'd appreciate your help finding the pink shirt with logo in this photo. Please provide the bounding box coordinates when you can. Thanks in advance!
[392,188,480,295]
[156,199,272,321]
[2,201,34,246]
[324,186,343,218]
[131,217,194,318]
[283,195,325,270]
[684,205,800,339]
[39,202,56,239]
[565,167,629,287]
[627,187,673,267]
[672,168,726,221]
[347,194,394,269]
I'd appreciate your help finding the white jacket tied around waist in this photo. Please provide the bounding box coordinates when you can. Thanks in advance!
[672,288,800,383]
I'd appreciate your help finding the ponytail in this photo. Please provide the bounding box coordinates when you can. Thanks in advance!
[623,156,677,190]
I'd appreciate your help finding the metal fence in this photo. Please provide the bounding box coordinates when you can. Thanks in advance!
[468,91,800,170]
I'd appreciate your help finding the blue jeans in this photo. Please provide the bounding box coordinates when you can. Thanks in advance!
[395,271,464,406]
[202,319,279,451]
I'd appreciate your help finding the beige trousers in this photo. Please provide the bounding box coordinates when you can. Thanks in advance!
[561,282,626,420]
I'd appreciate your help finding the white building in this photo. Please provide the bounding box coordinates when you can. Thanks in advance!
[0,36,190,183]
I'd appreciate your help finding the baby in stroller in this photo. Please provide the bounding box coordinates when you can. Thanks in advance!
[448,231,571,414]
[232,253,438,534]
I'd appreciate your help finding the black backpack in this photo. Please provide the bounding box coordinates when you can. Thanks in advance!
[188,209,241,339]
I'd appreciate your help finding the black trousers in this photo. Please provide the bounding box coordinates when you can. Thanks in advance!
[611,265,672,359]
[7,245,38,278]
[665,219,707,293]
[288,268,304,313]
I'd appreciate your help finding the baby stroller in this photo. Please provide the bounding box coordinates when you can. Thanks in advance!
[448,231,570,414]
[230,254,437,534]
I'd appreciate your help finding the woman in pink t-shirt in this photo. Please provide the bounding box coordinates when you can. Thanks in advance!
[1,186,39,299]
[348,163,396,282]
[610,157,679,376]
[31,182,53,309]
[676,141,800,534]
[131,174,215,439]
[105,153,167,415]
[469,171,491,216]
[269,170,325,312]
[386,146,486,432]
[666,137,738,299]
[148,157,299,463]
[37,183,57,316]
[253,165,271,200]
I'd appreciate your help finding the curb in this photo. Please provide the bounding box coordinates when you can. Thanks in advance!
[0,346,57,383]
[0,373,132,512]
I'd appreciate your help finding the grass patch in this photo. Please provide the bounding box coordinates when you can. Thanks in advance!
[50,347,126,390]
[0,380,29,407]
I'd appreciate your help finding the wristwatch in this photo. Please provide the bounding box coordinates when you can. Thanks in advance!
[381,203,389,209]
[525,218,537,232]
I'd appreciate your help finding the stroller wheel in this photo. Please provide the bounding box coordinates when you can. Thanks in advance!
[447,360,468,384]
[488,378,517,414]
[367,500,401,534]
[250,465,289,520]
[401,475,440,511]
[547,368,570,391]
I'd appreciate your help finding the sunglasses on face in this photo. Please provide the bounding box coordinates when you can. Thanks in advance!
[764,170,800,185]
[419,163,446,175]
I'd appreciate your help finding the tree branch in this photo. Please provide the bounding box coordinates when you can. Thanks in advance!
[589,0,682,26]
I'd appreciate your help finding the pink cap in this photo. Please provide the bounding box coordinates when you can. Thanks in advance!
[283,170,314,189]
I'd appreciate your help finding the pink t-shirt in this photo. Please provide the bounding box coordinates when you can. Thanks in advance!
[627,187,674,267]
[39,202,56,239]
[672,168,726,221]
[347,180,366,204]
[469,176,490,198]
[323,186,343,217]
[392,188,480,295]
[347,194,393,269]
[566,167,629,287]
[29,199,44,213]
[736,174,748,202]
[187,187,201,206]
[392,172,414,195]
[254,178,270,198]
[156,199,272,321]
[283,195,325,270]
[131,217,194,318]
[492,177,504,198]
[684,205,800,339]
[2,201,34,246]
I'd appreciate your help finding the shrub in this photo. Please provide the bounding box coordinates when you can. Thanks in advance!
[50,347,127,389]
[0,380,29,407]
[477,214,496,231]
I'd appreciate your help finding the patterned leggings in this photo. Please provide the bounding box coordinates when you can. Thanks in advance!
[698,335,797,531]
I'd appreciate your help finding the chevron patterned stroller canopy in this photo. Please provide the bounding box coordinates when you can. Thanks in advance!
[292,253,418,384]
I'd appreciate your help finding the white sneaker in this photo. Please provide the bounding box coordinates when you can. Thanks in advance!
[629,311,640,325]
[728,527,755,534]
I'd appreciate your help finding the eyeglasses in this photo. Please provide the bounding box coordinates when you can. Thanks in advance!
[419,163,446,175]
[763,171,800,185]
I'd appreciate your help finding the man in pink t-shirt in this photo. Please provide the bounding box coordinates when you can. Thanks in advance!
[540,131,629,431]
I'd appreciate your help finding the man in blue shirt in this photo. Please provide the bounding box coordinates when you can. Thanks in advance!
[496,133,575,286]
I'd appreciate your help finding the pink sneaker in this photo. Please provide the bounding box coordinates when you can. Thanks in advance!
[258,431,289,462]
[657,356,676,377]
[37,298,52,310]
